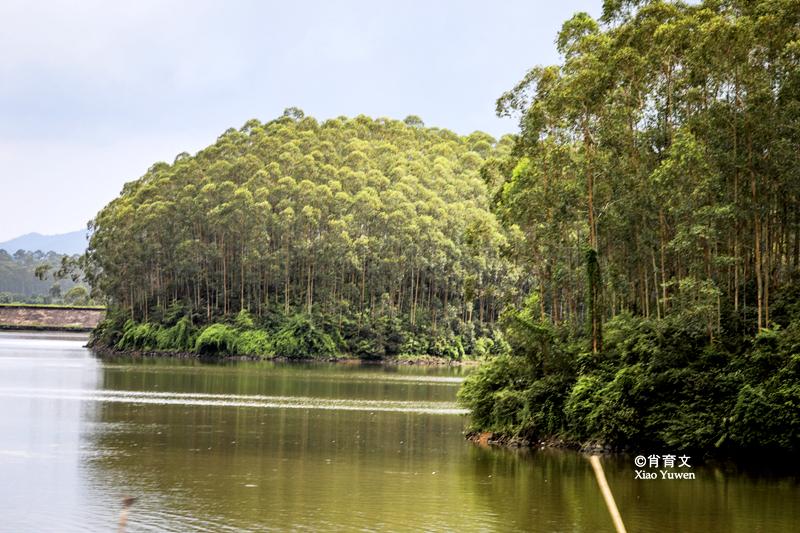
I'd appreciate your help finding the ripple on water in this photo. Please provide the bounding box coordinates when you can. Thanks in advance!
[0,387,468,415]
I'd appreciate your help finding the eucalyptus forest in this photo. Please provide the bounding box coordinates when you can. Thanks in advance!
[85,0,799,454]
[88,111,513,359]
[459,0,800,455]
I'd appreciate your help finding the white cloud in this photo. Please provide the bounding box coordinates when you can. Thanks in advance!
[0,0,601,240]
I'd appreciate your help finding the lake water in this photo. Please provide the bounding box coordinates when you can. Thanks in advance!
[0,331,797,532]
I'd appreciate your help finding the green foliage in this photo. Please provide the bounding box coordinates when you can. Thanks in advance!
[337,316,386,359]
[156,316,196,351]
[103,310,279,358]
[770,275,800,328]
[235,329,273,358]
[271,314,337,359]
[96,306,481,360]
[585,365,646,444]
[194,324,238,356]
[463,303,800,453]
[0,249,87,304]
[117,320,159,351]
[585,248,602,352]
[471,0,800,455]
[473,336,495,358]
[234,309,255,329]
[489,388,527,433]
[379,317,406,357]
[63,286,90,305]
[162,302,189,326]
[522,374,574,438]
[89,308,128,348]
[726,323,800,451]
[729,382,800,451]
[399,333,428,356]
[87,112,508,357]
[428,331,465,360]
[458,355,531,432]
[458,348,573,438]
[564,374,605,440]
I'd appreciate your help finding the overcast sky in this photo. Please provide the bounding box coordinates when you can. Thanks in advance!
[0,0,599,242]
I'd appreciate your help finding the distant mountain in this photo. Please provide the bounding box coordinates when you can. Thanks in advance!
[0,230,88,255]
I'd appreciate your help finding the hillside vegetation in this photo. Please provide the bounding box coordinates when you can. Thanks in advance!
[458,0,800,455]
[0,249,90,305]
[89,111,514,359]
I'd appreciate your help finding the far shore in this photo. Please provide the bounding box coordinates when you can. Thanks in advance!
[89,344,481,367]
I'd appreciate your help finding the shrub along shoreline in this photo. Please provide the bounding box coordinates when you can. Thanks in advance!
[89,345,472,366]
[90,307,503,364]
[456,288,800,458]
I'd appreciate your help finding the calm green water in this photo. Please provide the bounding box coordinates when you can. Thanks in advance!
[0,331,797,532]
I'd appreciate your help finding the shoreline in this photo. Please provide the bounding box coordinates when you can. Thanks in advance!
[0,324,94,332]
[464,431,800,468]
[466,430,583,451]
[89,344,481,367]
[467,430,624,453]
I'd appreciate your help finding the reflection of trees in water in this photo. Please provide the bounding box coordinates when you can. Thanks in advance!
[465,446,797,533]
[79,364,484,530]
[465,445,611,530]
[79,363,800,532]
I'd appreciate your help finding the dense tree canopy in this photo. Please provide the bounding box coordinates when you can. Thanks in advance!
[88,112,515,357]
[461,0,800,454]
[491,0,800,340]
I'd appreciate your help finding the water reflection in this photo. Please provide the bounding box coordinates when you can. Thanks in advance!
[0,332,798,532]
[0,332,104,530]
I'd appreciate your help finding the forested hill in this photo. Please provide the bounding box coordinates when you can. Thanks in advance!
[0,250,88,305]
[459,0,800,455]
[88,111,515,358]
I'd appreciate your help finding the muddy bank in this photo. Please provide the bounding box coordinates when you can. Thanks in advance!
[466,430,629,454]
[467,430,576,450]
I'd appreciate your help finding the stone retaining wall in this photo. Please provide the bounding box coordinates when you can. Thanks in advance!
[0,305,105,330]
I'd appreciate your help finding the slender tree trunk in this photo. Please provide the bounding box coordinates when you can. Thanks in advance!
[750,135,763,331]
[659,209,668,310]
[652,251,661,320]
[284,238,290,315]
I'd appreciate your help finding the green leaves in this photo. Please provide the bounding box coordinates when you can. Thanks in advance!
[271,314,337,359]
[459,0,800,454]
[194,324,238,356]
[88,112,508,349]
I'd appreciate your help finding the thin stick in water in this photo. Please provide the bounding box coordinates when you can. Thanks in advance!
[589,455,627,533]
[118,496,137,533]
